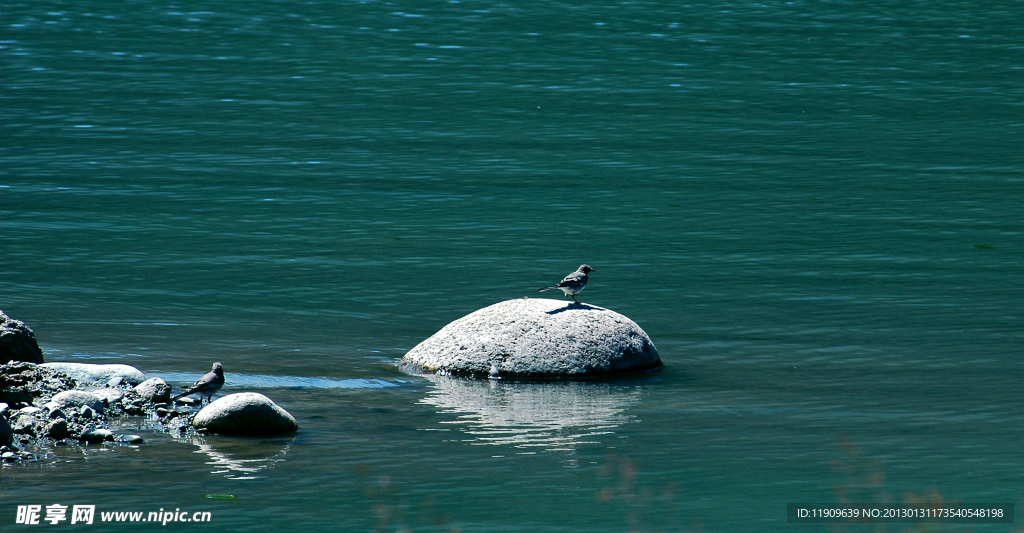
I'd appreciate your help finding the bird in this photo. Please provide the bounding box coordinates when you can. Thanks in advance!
[172,362,224,404]
[538,264,595,303]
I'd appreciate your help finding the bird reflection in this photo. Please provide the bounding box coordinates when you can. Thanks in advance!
[417,373,643,451]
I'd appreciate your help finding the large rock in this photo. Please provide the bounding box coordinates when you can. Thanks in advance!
[0,415,14,446]
[0,311,44,364]
[192,393,298,437]
[401,298,661,378]
[40,363,147,386]
[51,390,104,414]
[133,377,171,403]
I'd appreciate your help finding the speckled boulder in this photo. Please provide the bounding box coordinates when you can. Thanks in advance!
[401,298,661,378]
[133,377,171,403]
[192,393,298,436]
[0,311,44,365]
[40,363,147,386]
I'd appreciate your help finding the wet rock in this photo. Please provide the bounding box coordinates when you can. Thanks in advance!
[79,405,95,420]
[48,407,66,420]
[2,451,16,462]
[192,392,299,437]
[40,362,146,387]
[51,390,104,414]
[401,298,661,378]
[118,434,145,444]
[45,418,70,439]
[0,311,44,365]
[133,377,171,403]
[79,425,114,444]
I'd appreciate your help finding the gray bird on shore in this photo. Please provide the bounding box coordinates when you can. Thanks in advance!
[172,362,224,404]
[538,264,595,303]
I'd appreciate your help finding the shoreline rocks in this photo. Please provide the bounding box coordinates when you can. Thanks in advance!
[401,298,661,378]
[0,311,44,365]
[192,393,298,437]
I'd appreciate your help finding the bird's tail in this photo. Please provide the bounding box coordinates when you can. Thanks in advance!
[537,286,558,292]
[171,391,190,401]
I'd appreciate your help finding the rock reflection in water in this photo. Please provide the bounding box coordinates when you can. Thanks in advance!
[186,434,293,480]
[418,374,642,451]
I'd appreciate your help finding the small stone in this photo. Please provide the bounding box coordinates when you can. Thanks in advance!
[48,408,66,420]
[155,407,170,418]
[10,414,38,436]
[107,375,124,387]
[133,377,172,403]
[2,451,17,462]
[79,405,95,420]
[18,406,42,415]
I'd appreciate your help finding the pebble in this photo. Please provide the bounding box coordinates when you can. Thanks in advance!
[2,452,16,462]
[79,405,95,420]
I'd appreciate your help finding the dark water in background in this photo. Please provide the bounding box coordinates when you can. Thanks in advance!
[1,0,1022,530]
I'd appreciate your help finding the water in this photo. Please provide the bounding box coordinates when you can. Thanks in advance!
[2,0,1022,530]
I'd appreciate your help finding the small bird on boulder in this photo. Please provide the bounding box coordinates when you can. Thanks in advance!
[538,264,595,304]
[172,362,224,404]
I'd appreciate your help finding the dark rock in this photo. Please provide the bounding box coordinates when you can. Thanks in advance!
[192,392,298,436]
[79,425,114,444]
[401,298,661,378]
[0,311,44,365]
[133,377,171,403]
[10,414,39,436]
[45,418,70,439]
[0,415,13,447]
[79,405,95,420]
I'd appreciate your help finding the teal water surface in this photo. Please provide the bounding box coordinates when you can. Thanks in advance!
[2,0,1023,531]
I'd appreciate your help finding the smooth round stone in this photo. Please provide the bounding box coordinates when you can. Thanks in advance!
[40,363,147,386]
[401,298,661,378]
[118,434,145,444]
[192,393,298,437]
[51,391,104,414]
[46,418,70,440]
[133,377,171,403]
[2,451,16,462]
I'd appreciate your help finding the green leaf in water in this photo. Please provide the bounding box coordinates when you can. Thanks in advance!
[973,244,996,250]
[205,494,235,500]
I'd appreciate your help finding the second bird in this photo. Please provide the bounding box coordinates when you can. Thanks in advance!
[538,264,595,304]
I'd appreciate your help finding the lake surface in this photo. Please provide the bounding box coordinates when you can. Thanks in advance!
[2,0,1022,530]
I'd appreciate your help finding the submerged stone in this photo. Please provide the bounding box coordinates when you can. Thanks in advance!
[401,298,661,378]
